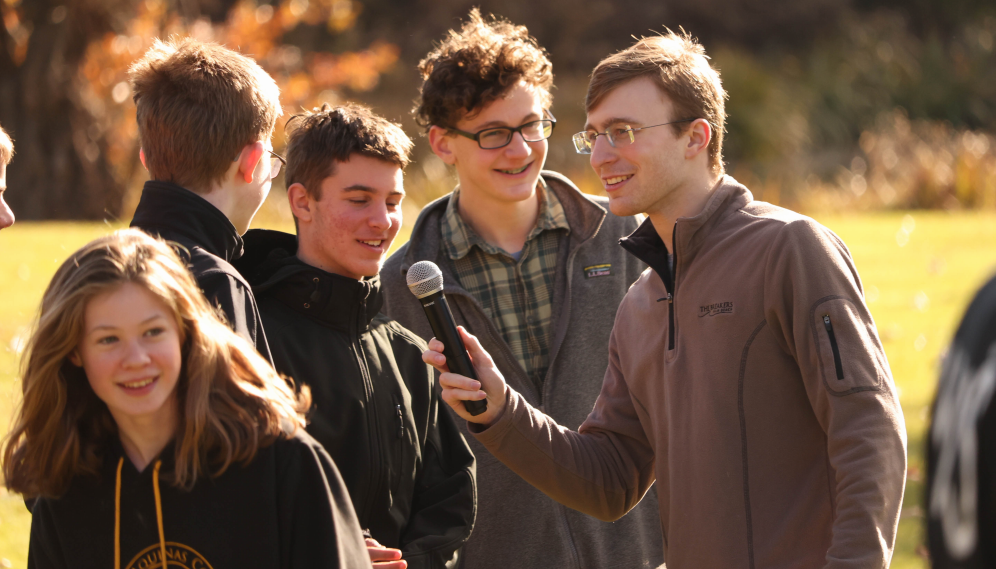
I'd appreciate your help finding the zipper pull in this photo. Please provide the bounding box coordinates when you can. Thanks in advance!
[823,315,830,327]
[668,293,674,304]
[396,404,403,439]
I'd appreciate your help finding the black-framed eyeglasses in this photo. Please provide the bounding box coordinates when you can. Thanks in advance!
[233,148,286,179]
[449,111,557,150]
[572,118,697,154]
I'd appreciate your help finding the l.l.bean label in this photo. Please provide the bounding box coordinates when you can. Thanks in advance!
[584,264,612,278]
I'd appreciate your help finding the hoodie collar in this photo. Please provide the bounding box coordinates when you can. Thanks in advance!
[620,175,753,282]
[240,229,383,332]
[130,181,244,262]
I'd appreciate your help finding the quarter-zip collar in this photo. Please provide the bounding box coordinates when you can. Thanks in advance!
[240,229,382,333]
[620,175,753,285]
[130,181,244,263]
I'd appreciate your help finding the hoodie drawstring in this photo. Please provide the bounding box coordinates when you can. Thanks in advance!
[115,458,123,569]
[153,460,166,568]
[114,458,167,569]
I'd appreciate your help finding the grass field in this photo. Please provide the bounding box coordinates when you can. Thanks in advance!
[0,210,994,567]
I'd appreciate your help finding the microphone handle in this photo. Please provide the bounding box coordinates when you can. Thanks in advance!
[419,291,488,416]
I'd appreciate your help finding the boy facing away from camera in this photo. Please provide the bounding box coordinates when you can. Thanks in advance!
[128,37,282,361]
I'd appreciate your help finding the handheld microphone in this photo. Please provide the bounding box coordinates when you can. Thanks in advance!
[406,261,487,416]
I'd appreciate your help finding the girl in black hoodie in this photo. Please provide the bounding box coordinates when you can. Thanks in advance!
[2,229,373,569]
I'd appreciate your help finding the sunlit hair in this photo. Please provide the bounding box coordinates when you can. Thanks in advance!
[586,31,727,176]
[414,8,553,130]
[0,124,13,165]
[129,36,282,193]
[2,229,309,498]
[285,102,412,202]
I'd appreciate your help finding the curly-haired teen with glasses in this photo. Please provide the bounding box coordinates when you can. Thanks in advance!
[127,37,282,363]
[380,10,662,569]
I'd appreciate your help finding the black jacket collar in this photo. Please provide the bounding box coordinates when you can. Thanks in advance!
[130,181,244,262]
[238,229,383,332]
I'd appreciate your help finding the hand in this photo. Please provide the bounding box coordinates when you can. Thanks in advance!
[365,538,407,568]
[422,326,508,425]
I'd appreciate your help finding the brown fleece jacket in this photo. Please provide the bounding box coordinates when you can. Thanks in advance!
[472,176,907,569]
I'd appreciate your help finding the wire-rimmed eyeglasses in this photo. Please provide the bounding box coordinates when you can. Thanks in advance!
[572,118,697,154]
[233,148,286,179]
[449,112,557,150]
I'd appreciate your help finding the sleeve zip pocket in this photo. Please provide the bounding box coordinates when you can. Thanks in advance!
[822,315,845,380]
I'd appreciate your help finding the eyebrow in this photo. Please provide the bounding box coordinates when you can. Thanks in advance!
[88,314,166,334]
[473,112,543,130]
[584,117,644,131]
[343,184,405,196]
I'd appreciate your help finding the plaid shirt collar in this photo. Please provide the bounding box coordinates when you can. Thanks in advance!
[441,178,571,260]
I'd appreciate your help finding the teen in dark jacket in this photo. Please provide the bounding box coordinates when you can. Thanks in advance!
[238,230,476,569]
[236,104,476,569]
[127,37,284,361]
[3,230,371,569]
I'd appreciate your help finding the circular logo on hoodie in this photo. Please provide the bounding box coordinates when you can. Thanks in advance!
[125,542,213,569]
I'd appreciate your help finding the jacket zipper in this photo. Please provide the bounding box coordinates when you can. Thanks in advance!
[353,299,385,521]
[668,225,679,351]
[822,315,844,380]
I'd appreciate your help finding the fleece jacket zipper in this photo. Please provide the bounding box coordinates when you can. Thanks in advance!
[822,315,845,380]
[668,225,679,351]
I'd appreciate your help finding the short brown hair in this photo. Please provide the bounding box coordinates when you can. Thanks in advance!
[415,9,553,130]
[129,37,282,193]
[2,230,308,498]
[0,124,13,166]
[284,103,412,201]
[587,32,727,176]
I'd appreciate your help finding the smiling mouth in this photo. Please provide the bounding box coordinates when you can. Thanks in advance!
[497,164,530,175]
[359,240,383,248]
[604,175,633,186]
[120,376,156,389]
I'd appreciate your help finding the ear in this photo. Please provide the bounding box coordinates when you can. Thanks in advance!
[139,148,148,171]
[684,119,711,161]
[287,182,314,224]
[428,126,457,166]
[237,142,266,184]
[68,350,82,367]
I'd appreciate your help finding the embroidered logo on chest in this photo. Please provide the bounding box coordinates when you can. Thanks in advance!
[126,542,213,569]
[584,264,612,278]
[699,302,734,317]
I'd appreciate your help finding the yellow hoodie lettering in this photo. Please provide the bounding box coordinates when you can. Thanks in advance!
[126,543,212,569]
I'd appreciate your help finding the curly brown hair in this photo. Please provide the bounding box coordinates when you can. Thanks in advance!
[414,9,553,130]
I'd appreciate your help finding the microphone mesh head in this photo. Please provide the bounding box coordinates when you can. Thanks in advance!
[406,260,444,299]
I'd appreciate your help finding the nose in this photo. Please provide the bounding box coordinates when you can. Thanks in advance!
[0,197,13,230]
[122,339,152,368]
[589,136,616,172]
[368,202,392,231]
[503,131,533,158]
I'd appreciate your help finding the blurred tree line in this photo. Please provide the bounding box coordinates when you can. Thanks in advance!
[1,0,994,219]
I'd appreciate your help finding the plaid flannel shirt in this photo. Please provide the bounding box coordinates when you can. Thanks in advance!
[440,181,570,389]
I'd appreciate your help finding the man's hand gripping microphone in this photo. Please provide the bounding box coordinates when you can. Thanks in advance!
[406,261,488,416]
